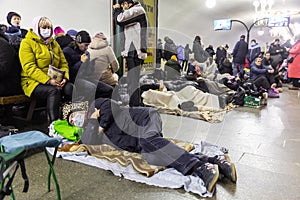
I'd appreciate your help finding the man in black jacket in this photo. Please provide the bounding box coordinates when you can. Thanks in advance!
[232,35,248,78]
[70,98,237,193]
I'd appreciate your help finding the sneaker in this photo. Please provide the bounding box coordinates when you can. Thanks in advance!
[268,88,279,98]
[192,163,219,193]
[215,155,237,183]
[261,92,268,105]
[271,86,279,94]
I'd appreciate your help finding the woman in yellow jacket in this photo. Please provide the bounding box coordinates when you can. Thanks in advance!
[19,16,73,123]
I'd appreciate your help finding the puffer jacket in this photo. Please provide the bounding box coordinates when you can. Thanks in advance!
[113,2,148,60]
[288,40,300,79]
[0,32,22,96]
[19,29,69,97]
[88,38,119,86]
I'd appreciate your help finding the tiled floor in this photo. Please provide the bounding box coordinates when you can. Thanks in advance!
[4,86,300,200]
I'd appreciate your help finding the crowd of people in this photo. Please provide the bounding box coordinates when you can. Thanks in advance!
[1,0,300,194]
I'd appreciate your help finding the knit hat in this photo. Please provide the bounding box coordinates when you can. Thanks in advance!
[54,26,65,36]
[171,55,177,61]
[76,31,91,43]
[94,32,106,40]
[240,35,246,39]
[7,11,21,25]
[67,29,78,37]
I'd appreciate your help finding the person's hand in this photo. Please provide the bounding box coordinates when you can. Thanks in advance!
[90,108,100,119]
[113,4,120,9]
[47,79,60,87]
[81,54,88,63]
[58,79,67,88]
[98,126,104,135]
[268,69,275,74]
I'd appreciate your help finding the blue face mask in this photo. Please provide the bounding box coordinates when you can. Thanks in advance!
[40,28,51,38]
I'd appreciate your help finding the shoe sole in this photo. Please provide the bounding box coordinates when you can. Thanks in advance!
[207,165,219,193]
[224,154,237,183]
[230,162,237,183]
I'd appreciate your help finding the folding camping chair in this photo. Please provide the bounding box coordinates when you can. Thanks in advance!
[0,148,27,200]
[0,131,62,200]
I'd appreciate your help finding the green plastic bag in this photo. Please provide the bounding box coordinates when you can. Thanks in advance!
[53,120,84,141]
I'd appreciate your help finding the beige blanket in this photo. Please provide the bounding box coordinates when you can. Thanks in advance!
[142,85,227,122]
[59,138,194,177]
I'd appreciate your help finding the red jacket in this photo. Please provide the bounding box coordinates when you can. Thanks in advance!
[288,40,300,78]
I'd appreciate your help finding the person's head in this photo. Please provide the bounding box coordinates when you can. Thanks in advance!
[251,39,257,45]
[224,44,229,50]
[274,38,280,45]
[265,52,271,60]
[54,26,65,36]
[119,0,134,10]
[32,16,53,40]
[240,35,246,40]
[254,57,262,66]
[94,32,107,40]
[194,35,201,42]
[67,29,78,40]
[67,109,88,128]
[7,11,21,27]
[75,30,91,52]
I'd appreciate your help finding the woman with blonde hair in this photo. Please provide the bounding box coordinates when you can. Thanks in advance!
[19,16,73,124]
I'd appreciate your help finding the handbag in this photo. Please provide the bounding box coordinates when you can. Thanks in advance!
[47,65,65,82]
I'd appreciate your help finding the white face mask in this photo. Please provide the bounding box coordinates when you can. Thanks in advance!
[72,113,86,128]
[40,28,51,38]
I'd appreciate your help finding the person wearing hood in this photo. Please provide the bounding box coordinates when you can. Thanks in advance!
[192,35,210,63]
[19,16,73,124]
[88,32,119,86]
[163,36,177,61]
[164,55,181,80]
[113,0,148,107]
[247,39,262,65]
[5,11,28,51]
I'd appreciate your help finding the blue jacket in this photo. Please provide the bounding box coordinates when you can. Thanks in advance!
[250,62,267,80]
[247,43,261,64]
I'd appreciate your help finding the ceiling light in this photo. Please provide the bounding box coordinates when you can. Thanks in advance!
[206,0,216,8]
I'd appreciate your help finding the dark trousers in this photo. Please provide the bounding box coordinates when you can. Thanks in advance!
[125,50,144,107]
[75,79,113,102]
[32,82,73,122]
[253,76,270,90]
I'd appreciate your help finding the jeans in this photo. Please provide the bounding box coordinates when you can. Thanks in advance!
[232,62,245,77]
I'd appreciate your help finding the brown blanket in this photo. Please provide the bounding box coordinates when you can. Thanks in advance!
[59,138,194,177]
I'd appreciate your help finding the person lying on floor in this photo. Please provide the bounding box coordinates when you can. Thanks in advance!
[67,97,237,193]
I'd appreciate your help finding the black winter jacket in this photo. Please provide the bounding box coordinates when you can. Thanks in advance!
[232,39,248,64]
[82,98,160,153]
[0,32,22,96]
